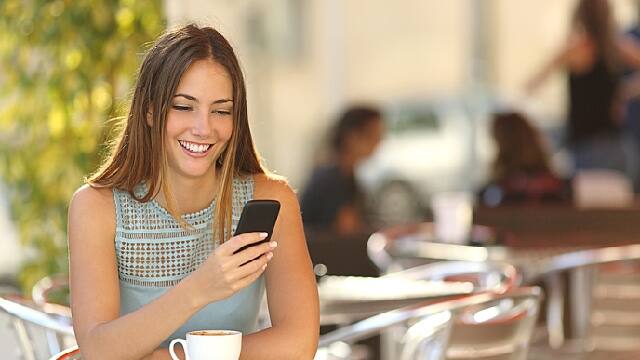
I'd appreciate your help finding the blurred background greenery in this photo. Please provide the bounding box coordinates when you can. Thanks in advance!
[0,0,165,292]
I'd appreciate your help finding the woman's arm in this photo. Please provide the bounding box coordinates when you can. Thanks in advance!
[617,35,640,70]
[525,33,581,95]
[68,185,273,360]
[238,175,320,359]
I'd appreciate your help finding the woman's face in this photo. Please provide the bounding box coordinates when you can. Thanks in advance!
[349,118,384,161]
[163,59,234,181]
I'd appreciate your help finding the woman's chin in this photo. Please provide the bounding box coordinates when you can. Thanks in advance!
[174,164,217,180]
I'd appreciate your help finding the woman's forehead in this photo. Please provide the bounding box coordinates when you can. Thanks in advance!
[175,59,233,101]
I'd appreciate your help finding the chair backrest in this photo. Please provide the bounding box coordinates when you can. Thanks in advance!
[529,244,640,351]
[398,311,452,360]
[445,291,540,360]
[367,223,512,269]
[316,311,452,360]
[318,260,519,329]
[0,296,75,360]
[32,273,70,308]
[317,287,540,360]
[383,260,518,294]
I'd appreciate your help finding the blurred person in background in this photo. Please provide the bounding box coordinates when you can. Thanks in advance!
[526,0,640,186]
[300,105,384,360]
[300,105,384,237]
[622,0,640,189]
[67,24,318,359]
[479,112,570,206]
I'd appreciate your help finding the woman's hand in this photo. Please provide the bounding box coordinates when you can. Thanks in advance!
[188,232,276,306]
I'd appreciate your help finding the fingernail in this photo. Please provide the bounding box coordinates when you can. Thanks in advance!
[269,241,278,248]
[262,264,267,270]
[267,252,273,260]
[259,232,268,239]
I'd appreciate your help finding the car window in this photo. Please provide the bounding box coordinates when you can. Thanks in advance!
[388,108,439,134]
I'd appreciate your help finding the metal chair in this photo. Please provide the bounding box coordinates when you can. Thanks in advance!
[445,292,540,359]
[32,273,70,308]
[526,244,640,351]
[0,296,75,360]
[319,260,518,328]
[367,225,511,272]
[368,225,519,293]
[317,287,541,360]
[49,345,81,360]
[367,222,597,350]
[384,260,518,294]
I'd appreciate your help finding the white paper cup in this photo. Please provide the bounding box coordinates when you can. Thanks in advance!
[431,192,473,244]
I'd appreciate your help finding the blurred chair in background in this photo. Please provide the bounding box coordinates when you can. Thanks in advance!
[32,273,71,310]
[318,259,518,360]
[527,244,640,354]
[318,260,518,327]
[317,287,541,360]
[0,296,75,360]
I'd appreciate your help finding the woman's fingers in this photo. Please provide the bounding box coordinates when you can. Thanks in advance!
[230,240,277,267]
[231,252,272,282]
[233,256,271,289]
[219,232,268,256]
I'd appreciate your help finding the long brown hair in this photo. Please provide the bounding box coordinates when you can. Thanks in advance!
[491,112,552,182]
[89,24,265,241]
[573,0,619,72]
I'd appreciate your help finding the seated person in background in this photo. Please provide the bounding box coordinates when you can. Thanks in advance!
[480,112,570,206]
[300,106,383,237]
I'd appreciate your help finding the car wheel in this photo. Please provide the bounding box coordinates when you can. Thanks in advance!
[374,181,424,225]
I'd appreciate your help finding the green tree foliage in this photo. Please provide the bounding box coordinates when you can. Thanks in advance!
[0,0,165,292]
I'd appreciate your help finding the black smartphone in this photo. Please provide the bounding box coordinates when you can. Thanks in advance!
[233,199,281,254]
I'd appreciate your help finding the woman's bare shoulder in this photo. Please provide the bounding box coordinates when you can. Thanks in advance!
[251,173,299,205]
[69,184,115,226]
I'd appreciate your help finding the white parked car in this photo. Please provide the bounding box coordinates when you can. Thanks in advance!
[356,95,497,225]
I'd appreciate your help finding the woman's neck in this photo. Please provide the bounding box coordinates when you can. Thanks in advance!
[156,170,220,214]
[337,152,359,176]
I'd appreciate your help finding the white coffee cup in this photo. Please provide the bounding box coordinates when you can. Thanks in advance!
[169,330,242,360]
[431,192,473,244]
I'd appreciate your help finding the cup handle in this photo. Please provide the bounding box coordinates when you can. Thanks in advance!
[169,338,188,360]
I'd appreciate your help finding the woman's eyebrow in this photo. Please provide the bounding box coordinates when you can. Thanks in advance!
[174,93,196,101]
[173,93,233,105]
[212,99,233,105]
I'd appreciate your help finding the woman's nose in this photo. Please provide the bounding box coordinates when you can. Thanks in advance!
[191,110,211,138]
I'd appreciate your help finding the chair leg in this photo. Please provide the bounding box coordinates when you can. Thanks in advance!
[545,273,565,349]
[45,329,62,355]
[569,266,595,351]
[11,318,36,360]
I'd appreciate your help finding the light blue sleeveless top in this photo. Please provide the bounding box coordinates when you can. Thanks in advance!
[113,177,264,347]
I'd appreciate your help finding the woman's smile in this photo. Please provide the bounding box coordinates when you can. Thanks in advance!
[178,140,214,157]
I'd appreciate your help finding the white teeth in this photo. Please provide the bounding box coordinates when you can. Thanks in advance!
[179,140,210,153]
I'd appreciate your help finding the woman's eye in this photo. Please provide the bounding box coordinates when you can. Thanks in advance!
[212,109,232,116]
[172,105,192,111]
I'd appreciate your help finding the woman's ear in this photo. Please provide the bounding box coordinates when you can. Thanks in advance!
[146,111,153,127]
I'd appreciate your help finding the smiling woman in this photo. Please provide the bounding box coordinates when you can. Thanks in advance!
[163,60,234,187]
[67,24,319,360]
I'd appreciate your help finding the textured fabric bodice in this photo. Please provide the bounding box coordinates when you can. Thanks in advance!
[113,176,264,347]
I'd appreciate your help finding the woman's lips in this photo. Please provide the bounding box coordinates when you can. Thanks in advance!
[178,140,213,157]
